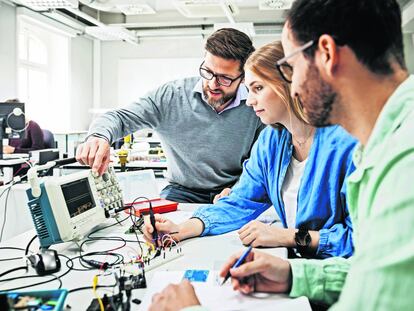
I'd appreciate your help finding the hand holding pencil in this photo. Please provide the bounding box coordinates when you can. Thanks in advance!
[219,249,293,294]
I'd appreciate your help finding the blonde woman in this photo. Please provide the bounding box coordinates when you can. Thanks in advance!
[145,41,356,259]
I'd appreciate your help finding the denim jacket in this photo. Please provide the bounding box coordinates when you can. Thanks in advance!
[193,125,357,258]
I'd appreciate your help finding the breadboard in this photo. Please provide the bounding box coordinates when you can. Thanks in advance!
[144,248,184,272]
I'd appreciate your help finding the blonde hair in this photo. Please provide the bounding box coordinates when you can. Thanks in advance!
[245,41,309,129]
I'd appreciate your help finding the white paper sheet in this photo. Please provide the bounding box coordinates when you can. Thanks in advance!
[140,271,311,311]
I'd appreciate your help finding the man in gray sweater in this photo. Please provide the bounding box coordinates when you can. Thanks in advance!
[76,28,264,203]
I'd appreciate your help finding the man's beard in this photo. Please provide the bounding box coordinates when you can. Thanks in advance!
[299,63,337,127]
[202,86,237,110]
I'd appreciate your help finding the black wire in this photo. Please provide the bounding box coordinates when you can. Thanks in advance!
[0,257,23,262]
[55,254,73,279]
[68,284,117,293]
[0,246,26,262]
[0,186,13,242]
[0,266,27,278]
[0,246,25,251]
[128,196,152,255]
[129,211,143,255]
[79,252,124,270]
[80,236,128,255]
[0,274,62,292]
[0,253,72,292]
[65,255,87,272]
[87,214,131,238]
[63,234,127,272]
[0,196,149,291]
[25,235,38,255]
[0,177,25,242]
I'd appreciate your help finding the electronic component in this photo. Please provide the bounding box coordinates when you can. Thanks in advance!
[143,247,184,272]
[86,272,145,311]
[124,198,178,215]
[82,259,109,270]
[87,294,120,311]
[119,274,146,290]
[124,217,144,234]
[26,166,124,248]
[183,270,209,282]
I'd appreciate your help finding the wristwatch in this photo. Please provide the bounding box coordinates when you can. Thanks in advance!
[295,228,311,255]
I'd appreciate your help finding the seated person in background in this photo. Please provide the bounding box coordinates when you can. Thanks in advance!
[2,99,45,154]
[4,120,45,154]
[76,28,265,204]
[144,41,357,259]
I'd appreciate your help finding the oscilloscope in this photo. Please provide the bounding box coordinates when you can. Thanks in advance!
[26,166,124,248]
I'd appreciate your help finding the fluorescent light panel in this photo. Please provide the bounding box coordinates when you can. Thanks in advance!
[85,25,137,43]
[20,0,78,11]
[259,0,293,10]
[116,3,156,16]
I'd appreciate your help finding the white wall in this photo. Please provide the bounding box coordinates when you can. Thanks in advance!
[0,2,17,100]
[0,1,94,130]
[70,36,94,130]
[404,33,414,73]
[100,36,275,109]
[100,38,204,109]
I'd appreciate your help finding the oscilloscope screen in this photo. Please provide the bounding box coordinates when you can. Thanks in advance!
[61,178,96,218]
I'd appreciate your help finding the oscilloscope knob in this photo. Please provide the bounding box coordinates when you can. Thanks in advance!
[102,173,110,182]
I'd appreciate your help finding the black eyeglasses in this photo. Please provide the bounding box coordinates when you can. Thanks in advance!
[199,62,244,87]
[276,40,315,83]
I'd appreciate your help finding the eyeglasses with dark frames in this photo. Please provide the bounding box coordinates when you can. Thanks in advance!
[276,40,315,83]
[199,61,244,87]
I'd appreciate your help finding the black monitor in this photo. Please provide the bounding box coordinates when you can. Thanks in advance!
[0,102,26,159]
[39,150,60,165]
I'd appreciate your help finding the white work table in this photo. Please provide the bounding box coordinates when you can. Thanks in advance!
[0,204,310,311]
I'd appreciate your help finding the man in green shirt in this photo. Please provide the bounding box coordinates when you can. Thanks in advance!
[148,1,414,310]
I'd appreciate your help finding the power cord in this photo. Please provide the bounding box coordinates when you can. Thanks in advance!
[0,253,72,292]
[25,235,38,256]
[0,266,27,278]
[0,185,13,242]
[0,246,25,262]
[0,176,26,242]
[0,230,37,281]
[0,273,63,292]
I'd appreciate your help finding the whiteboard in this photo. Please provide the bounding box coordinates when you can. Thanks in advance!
[118,57,202,106]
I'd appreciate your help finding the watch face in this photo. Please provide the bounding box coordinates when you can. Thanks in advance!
[295,230,311,247]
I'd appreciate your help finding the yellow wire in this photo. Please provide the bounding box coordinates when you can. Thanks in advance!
[92,275,104,311]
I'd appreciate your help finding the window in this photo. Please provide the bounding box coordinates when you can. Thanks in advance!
[17,16,70,131]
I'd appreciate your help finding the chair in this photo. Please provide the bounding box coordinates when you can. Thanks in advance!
[42,129,56,149]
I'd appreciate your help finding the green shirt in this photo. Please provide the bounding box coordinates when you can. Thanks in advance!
[289,75,414,310]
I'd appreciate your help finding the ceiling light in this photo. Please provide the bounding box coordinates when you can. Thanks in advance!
[116,4,156,16]
[20,0,78,11]
[173,0,239,18]
[259,0,292,10]
[85,26,138,44]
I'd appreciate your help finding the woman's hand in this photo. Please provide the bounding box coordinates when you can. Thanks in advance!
[213,187,232,203]
[143,214,180,245]
[238,220,295,248]
[3,145,15,154]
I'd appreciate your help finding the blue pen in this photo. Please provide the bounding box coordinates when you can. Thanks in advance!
[221,245,253,285]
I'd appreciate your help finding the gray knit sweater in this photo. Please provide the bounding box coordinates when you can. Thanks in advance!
[88,77,264,190]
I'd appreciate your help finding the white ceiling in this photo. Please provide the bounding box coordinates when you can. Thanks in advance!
[7,0,414,42]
